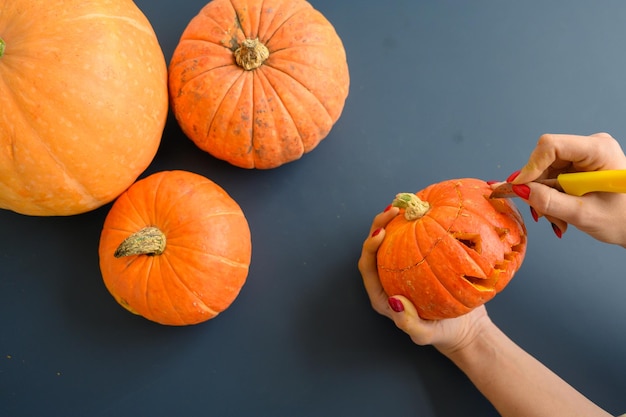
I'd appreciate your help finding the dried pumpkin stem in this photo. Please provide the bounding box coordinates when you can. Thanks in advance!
[234,38,269,70]
[392,193,431,221]
[114,226,166,258]
[0,38,5,58]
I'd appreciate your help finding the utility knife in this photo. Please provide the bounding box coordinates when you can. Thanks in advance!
[489,169,626,198]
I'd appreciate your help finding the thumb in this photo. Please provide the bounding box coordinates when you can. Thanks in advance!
[387,295,436,345]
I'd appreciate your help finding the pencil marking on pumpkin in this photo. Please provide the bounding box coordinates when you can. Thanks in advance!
[379,182,465,273]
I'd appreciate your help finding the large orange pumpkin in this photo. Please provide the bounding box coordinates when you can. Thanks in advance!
[377,178,527,320]
[168,0,350,169]
[98,170,252,326]
[0,0,168,216]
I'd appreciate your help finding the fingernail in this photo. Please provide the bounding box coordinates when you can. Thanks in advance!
[486,180,499,185]
[530,206,539,222]
[506,170,521,183]
[511,184,531,200]
[371,228,382,238]
[388,297,404,313]
[551,223,562,239]
[384,204,392,212]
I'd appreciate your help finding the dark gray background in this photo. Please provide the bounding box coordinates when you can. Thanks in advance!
[2,1,625,416]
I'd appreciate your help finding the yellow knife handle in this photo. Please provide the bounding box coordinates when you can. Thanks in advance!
[557,170,626,196]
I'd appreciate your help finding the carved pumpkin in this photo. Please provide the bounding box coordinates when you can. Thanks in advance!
[0,0,168,215]
[168,0,350,169]
[377,178,527,320]
[98,171,252,326]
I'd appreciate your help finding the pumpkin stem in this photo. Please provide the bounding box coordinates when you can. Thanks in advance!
[0,38,5,58]
[114,226,166,258]
[392,193,431,221]
[234,38,269,70]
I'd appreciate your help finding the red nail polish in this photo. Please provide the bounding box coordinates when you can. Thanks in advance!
[486,180,499,185]
[551,223,562,239]
[384,204,392,212]
[388,297,404,313]
[511,184,531,200]
[530,206,539,222]
[506,170,521,183]
[371,228,382,238]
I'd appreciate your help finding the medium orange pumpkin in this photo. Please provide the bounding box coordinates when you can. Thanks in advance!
[377,178,527,320]
[168,0,350,169]
[98,170,252,326]
[0,0,168,216]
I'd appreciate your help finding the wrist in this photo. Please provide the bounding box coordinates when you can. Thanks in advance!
[434,312,496,360]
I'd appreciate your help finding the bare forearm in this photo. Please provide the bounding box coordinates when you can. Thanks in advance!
[440,321,612,417]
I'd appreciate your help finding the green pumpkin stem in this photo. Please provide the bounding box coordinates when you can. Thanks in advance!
[114,226,166,258]
[0,38,5,58]
[234,38,269,70]
[392,193,431,221]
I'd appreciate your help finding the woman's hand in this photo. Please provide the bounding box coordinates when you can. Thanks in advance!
[358,206,614,417]
[509,133,626,246]
[358,206,492,354]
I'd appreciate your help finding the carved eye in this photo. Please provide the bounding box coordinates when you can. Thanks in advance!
[453,232,482,253]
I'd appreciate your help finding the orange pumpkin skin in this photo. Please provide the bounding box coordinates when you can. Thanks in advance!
[377,178,527,320]
[0,0,168,216]
[98,171,252,326]
[168,0,350,169]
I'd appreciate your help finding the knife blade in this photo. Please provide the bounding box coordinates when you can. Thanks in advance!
[488,169,626,199]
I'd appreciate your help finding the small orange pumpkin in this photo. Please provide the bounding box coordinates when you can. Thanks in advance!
[377,178,527,320]
[168,0,350,169]
[98,170,252,326]
[0,0,168,216]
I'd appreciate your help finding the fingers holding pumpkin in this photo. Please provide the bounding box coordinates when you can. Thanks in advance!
[367,205,400,236]
[386,295,438,346]
[358,206,399,317]
[359,205,494,349]
[388,301,494,351]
